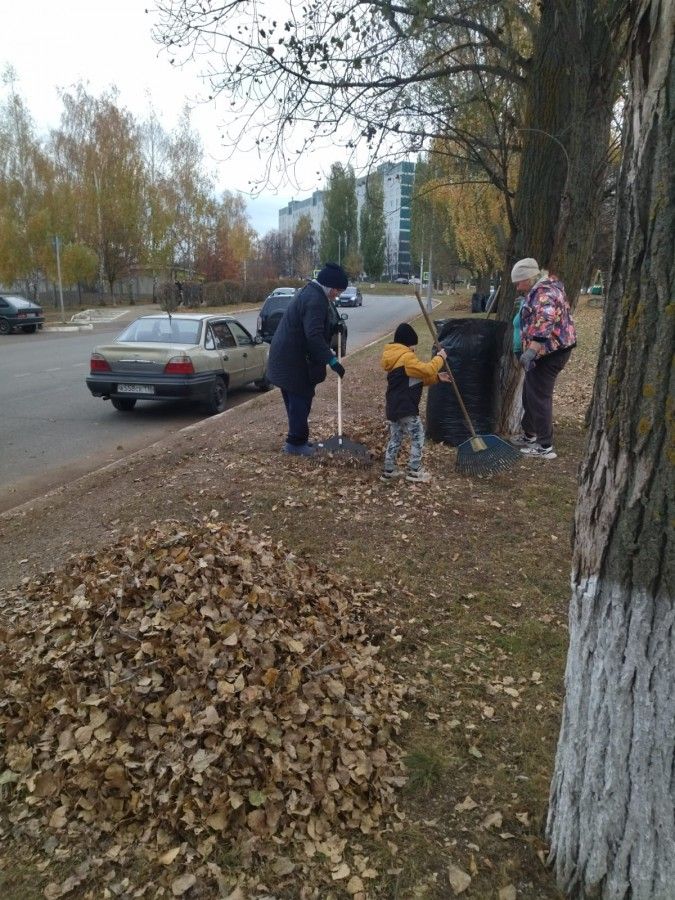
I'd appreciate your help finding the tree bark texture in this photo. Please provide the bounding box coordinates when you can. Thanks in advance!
[546,0,674,896]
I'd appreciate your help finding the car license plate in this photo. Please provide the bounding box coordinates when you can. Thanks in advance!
[117,384,155,394]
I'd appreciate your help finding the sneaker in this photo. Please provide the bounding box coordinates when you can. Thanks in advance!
[406,468,432,483]
[283,442,316,457]
[520,445,557,459]
[510,433,538,447]
[380,467,405,481]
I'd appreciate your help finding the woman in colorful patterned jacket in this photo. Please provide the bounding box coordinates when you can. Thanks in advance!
[510,258,577,459]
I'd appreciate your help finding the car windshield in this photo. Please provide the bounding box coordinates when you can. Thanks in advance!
[341,288,356,296]
[116,318,203,344]
[273,288,295,296]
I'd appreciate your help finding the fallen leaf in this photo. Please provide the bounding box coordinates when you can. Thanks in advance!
[454,795,478,812]
[447,863,471,894]
[171,872,196,896]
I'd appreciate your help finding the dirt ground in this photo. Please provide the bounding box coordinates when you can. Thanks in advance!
[0,298,603,899]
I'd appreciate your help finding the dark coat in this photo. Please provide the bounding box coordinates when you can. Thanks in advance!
[267,281,337,397]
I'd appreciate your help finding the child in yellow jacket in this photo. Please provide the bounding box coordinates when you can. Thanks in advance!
[381,323,450,483]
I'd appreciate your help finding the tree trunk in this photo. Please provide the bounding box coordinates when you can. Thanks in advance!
[546,2,674,896]
[548,2,624,304]
[495,0,624,433]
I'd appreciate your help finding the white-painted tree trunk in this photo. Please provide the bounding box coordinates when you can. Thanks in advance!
[546,0,675,895]
[548,574,675,896]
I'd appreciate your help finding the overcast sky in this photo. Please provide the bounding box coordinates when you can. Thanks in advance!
[0,0,342,235]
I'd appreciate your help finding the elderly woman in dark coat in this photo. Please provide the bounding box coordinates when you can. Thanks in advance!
[267,262,349,456]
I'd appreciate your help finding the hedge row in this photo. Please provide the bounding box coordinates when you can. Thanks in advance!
[160,279,307,307]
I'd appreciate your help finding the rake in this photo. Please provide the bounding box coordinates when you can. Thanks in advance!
[316,323,371,464]
[413,289,520,476]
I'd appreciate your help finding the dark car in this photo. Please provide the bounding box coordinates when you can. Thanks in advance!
[0,295,45,334]
[336,286,363,308]
[86,314,270,415]
[256,291,348,356]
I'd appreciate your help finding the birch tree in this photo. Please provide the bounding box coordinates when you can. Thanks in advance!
[546,0,674,895]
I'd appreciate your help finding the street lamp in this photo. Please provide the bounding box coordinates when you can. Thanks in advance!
[324,223,345,265]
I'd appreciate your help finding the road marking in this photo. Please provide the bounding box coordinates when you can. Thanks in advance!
[45,367,62,372]
[71,362,87,367]
[14,373,32,378]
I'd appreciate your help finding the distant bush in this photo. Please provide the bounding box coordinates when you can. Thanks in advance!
[201,279,305,307]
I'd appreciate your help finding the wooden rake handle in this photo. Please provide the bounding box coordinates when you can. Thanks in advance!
[413,288,479,440]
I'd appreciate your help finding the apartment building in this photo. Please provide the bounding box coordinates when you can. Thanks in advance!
[278,160,415,277]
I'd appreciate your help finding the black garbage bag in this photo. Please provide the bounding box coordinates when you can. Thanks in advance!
[426,318,507,445]
[470,292,487,313]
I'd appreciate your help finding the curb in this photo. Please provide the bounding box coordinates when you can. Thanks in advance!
[43,324,94,332]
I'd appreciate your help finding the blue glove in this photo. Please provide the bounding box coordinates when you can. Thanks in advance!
[519,347,538,372]
[329,357,345,378]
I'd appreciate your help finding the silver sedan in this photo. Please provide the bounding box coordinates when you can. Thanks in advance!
[86,314,270,415]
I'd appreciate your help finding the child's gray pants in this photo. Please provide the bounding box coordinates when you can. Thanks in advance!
[384,415,425,471]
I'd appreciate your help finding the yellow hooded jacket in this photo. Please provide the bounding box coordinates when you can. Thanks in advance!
[381,343,444,420]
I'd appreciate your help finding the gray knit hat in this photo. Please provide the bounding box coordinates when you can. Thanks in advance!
[511,258,540,283]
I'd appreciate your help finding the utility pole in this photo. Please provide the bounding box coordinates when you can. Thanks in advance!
[53,236,66,323]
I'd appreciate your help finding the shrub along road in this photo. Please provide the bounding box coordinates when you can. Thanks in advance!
[0,295,601,898]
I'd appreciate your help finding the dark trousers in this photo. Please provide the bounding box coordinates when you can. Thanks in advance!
[522,349,572,447]
[281,390,313,446]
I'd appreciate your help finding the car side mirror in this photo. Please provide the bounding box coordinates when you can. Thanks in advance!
[340,313,349,321]
[254,334,264,344]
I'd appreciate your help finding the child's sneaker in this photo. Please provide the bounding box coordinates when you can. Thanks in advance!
[520,445,557,459]
[510,432,538,447]
[406,467,432,483]
[380,467,405,481]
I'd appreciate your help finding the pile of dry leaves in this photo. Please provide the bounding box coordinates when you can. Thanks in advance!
[0,520,407,898]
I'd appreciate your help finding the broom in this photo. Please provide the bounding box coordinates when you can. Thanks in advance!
[413,288,520,476]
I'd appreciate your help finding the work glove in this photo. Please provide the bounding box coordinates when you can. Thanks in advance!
[519,347,539,372]
[329,358,345,378]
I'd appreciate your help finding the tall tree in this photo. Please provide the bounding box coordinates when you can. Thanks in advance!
[319,162,358,265]
[165,106,214,278]
[0,69,54,292]
[139,107,174,297]
[546,0,674,896]
[359,172,385,279]
[196,191,254,281]
[410,159,461,286]
[291,213,315,278]
[52,85,145,296]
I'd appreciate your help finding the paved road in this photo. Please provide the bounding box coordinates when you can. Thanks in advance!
[0,294,425,512]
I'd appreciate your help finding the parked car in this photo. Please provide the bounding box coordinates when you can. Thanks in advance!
[86,314,270,415]
[256,291,348,356]
[336,286,363,307]
[394,276,410,284]
[0,294,44,334]
[267,286,297,300]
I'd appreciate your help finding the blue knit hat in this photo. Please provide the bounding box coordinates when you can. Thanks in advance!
[317,262,348,290]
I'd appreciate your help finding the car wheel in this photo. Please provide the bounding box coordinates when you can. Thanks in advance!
[254,374,272,392]
[204,376,227,415]
[111,397,137,412]
[0,318,11,335]
[22,324,38,333]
